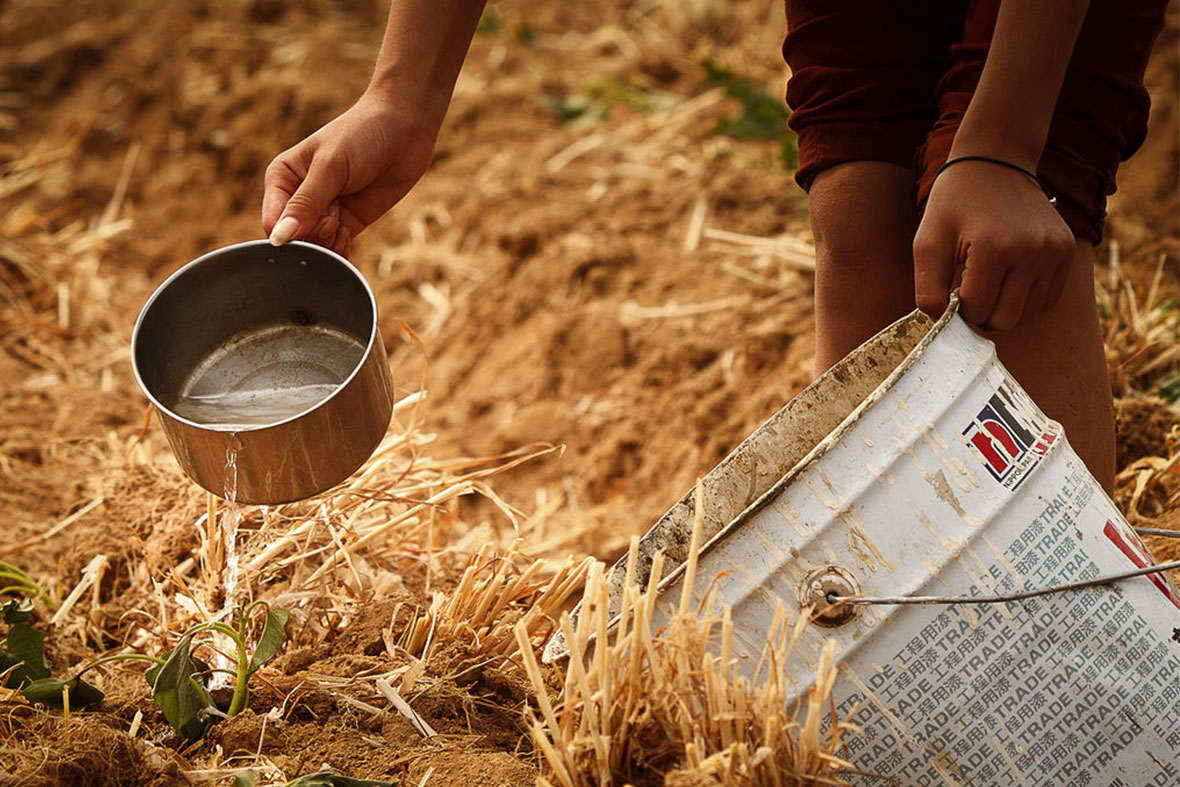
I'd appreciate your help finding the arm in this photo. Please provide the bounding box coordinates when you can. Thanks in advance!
[263,0,487,256]
[913,0,1090,329]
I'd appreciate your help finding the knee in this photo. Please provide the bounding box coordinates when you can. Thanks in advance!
[808,161,919,268]
[813,235,914,291]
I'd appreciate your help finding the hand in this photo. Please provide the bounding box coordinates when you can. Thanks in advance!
[262,91,441,257]
[912,160,1075,330]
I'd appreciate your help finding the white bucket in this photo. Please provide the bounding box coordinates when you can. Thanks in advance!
[549,302,1180,784]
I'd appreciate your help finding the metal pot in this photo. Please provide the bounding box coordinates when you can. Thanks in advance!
[131,240,394,505]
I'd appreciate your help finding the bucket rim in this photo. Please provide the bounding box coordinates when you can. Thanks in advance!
[129,239,382,434]
[652,295,965,600]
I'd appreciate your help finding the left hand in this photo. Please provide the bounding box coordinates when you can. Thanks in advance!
[912,160,1075,330]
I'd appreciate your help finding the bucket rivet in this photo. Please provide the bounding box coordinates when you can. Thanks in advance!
[799,566,860,627]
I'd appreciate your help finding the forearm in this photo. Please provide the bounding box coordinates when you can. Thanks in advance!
[951,0,1091,169]
[365,0,488,128]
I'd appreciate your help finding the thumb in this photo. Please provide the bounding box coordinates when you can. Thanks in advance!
[269,156,347,246]
[912,221,958,318]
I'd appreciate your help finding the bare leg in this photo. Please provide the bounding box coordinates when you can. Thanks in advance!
[984,242,1115,493]
[809,162,920,375]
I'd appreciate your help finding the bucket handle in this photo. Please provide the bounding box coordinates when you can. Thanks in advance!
[830,557,1180,608]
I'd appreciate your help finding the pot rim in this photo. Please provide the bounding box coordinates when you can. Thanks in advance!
[130,239,382,434]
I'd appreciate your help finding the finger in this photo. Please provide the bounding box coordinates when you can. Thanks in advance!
[986,268,1035,331]
[269,155,347,246]
[1019,274,1051,327]
[338,180,412,239]
[262,153,307,235]
[308,202,341,248]
[307,212,340,250]
[330,226,352,259]
[336,199,369,239]
[913,224,958,318]
[957,247,1008,326]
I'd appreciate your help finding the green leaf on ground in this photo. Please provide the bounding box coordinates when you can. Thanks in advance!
[700,58,797,170]
[3,623,50,687]
[148,634,216,742]
[21,675,105,708]
[248,608,292,675]
[548,78,665,124]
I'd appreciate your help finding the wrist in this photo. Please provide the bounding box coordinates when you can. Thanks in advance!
[935,156,1057,204]
[947,124,1044,173]
[364,70,451,133]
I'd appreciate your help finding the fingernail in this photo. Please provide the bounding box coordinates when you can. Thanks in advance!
[269,216,299,246]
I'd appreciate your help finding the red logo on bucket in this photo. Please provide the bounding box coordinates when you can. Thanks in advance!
[1103,519,1180,611]
[962,386,1057,490]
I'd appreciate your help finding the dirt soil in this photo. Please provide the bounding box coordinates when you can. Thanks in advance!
[1,0,1178,785]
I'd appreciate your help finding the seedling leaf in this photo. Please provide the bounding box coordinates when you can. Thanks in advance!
[145,654,212,688]
[699,58,797,170]
[1,599,31,624]
[234,770,258,787]
[4,623,50,687]
[248,608,291,675]
[150,634,216,742]
[0,651,20,682]
[21,675,105,708]
[283,771,398,787]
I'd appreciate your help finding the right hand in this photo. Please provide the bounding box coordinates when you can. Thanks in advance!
[262,91,441,257]
[913,159,1074,331]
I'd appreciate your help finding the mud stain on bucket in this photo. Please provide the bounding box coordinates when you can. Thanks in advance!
[924,469,979,524]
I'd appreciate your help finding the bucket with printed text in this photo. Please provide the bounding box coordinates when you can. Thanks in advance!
[545,299,1180,784]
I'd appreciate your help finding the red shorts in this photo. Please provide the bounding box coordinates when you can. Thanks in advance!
[782,0,1168,244]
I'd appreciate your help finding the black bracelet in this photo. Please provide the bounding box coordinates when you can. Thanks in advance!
[934,155,1057,205]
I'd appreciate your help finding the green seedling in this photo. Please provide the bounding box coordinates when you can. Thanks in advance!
[0,593,105,709]
[701,58,798,170]
[0,560,55,609]
[20,674,106,708]
[549,77,665,124]
[69,602,291,741]
[1,598,50,689]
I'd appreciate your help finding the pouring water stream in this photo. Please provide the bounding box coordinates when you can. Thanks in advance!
[209,440,242,690]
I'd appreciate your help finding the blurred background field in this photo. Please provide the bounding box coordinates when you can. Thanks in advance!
[0,1,1177,785]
